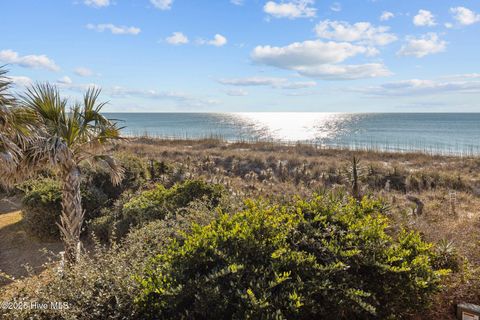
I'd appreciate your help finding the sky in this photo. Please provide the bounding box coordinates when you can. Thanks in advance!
[0,0,479,112]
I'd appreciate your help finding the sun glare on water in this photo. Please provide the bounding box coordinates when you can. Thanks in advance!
[233,112,348,141]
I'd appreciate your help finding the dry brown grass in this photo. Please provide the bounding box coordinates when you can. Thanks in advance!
[1,137,479,318]
[117,137,480,318]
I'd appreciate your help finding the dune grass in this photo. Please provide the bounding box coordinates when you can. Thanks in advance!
[1,137,479,319]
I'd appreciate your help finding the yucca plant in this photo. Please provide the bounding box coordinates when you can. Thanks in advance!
[8,83,123,264]
[434,239,459,271]
[345,156,362,200]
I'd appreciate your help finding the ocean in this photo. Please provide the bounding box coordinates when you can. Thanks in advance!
[105,113,480,156]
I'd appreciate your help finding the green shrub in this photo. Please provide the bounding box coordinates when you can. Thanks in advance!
[137,195,447,319]
[148,159,172,181]
[165,179,224,208]
[123,179,222,220]
[81,152,150,200]
[115,153,150,191]
[88,214,115,243]
[20,178,63,239]
[3,205,218,320]
[21,177,109,239]
[122,184,169,225]
[94,180,224,239]
[19,154,149,240]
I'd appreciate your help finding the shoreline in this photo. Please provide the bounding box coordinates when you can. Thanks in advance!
[124,135,480,158]
[110,112,480,157]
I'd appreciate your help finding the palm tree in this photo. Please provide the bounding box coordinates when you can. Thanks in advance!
[0,67,33,186]
[16,83,124,264]
[0,67,17,172]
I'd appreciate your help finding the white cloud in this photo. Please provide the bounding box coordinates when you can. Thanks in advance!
[397,33,446,58]
[356,78,480,96]
[111,87,189,100]
[330,2,341,12]
[219,76,317,89]
[252,40,370,67]
[84,0,110,8]
[57,76,73,85]
[74,67,94,77]
[413,9,436,27]
[450,7,480,26]
[198,34,227,47]
[264,0,316,19]
[284,90,316,96]
[445,22,454,29]
[166,32,189,45]
[86,23,141,35]
[225,88,248,96]
[314,20,397,46]
[230,0,244,5]
[219,77,286,86]
[150,0,173,10]
[109,86,218,107]
[278,80,317,89]
[9,76,33,87]
[0,49,60,71]
[210,34,227,47]
[54,78,99,91]
[441,73,480,80]
[251,40,391,80]
[380,11,394,21]
[293,63,392,80]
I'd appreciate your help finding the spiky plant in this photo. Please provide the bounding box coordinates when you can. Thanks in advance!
[12,83,124,264]
[346,156,362,200]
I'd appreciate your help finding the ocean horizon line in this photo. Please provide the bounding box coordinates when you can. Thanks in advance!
[104,111,480,114]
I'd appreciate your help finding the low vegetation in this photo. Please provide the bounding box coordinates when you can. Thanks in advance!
[91,179,224,240]
[1,137,479,319]
[138,196,447,319]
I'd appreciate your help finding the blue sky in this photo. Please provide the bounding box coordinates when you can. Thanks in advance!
[1,0,479,112]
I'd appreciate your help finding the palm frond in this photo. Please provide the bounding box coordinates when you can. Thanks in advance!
[20,83,67,131]
[0,66,16,109]
[0,66,34,187]
[90,154,125,185]
[3,79,123,188]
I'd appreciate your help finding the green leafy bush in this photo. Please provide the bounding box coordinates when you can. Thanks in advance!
[81,152,150,200]
[92,180,224,239]
[20,177,110,239]
[20,178,63,239]
[19,154,150,240]
[121,184,169,224]
[138,196,448,319]
[3,205,218,320]
[148,159,172,182]
[115,153,151,192]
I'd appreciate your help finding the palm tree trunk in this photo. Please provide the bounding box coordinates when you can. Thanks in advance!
[58,164,84,265]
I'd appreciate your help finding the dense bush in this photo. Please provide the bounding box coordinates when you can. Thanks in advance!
[138,196,448,319]
[20,178,110,239]
[92,180,224,239]
[3,204,218,320]
[18,154,150,240]
[81,152,150,199]
[20,178,63,239]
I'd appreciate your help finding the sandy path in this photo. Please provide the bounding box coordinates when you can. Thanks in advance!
[0,195,62,287]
